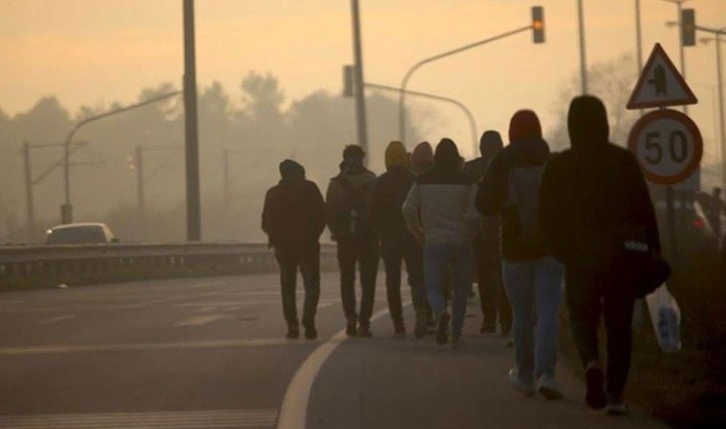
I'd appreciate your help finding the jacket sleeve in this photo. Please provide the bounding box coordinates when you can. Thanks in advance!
[476,152,509,216]
[402,183,422,235]
[623,152,662,253]
[465,184,480,236]
[309,182,327,238]
[261,188,274,245]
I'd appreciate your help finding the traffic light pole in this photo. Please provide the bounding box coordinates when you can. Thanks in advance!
[350,0,369,161]
[183,0,202,241]
[22,142,36,242]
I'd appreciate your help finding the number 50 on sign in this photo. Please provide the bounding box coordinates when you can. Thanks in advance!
[627,109,702,185]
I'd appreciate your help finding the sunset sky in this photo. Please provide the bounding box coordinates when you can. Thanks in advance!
[1,0,724,160]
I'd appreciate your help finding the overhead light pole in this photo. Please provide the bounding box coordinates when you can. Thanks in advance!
[183,0,201,241]
[350,0,369,161]
[577,0,588,94]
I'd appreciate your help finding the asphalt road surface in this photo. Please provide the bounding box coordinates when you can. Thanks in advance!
[0,273,669,428]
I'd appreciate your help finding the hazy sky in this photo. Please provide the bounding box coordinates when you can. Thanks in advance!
[1,0,725,159]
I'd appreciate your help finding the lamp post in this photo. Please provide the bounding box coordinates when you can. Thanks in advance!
[350,0,369,160]
[398,25,532,147]
[577,0,588,94]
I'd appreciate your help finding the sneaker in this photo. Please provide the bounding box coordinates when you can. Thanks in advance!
[605,398,628,416]
[508,369,535,397]
[358,324,372,338]
[584,361,607,410]
[536,375,564,400]
[286,326,300,340]
[435,313,450,345]
[304,325,317,340]
[479,323,496,334]
[345,318,357,337]
[451,335,464,349]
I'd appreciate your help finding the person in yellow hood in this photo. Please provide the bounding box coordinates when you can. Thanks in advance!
[370,141,428,338]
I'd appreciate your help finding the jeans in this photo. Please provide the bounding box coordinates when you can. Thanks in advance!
[565,268,636,399]
[474,234,512,331]
[502,257,563,384]
[381,238,426,327]
[337,238,380,326]
[274,242,321,329]
[424,242,473,337]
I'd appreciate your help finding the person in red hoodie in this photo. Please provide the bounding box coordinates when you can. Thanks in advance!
[262,160,326,340]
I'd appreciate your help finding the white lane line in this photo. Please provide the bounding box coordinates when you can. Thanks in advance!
[173,315,233,327]
[0,338,301,356]
[276,302,409,429]
[0,408,277,429]
[36,315,75,325]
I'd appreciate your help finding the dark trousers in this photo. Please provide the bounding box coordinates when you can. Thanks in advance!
[275,242,321,329]
[337,238,379,326]
[381,238,426,326]
[565,268,636,399]
[474,235,512,330]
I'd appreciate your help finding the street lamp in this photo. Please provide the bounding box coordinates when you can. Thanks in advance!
[398,7,544,146]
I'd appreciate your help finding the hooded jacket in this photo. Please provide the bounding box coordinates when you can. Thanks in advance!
[261,159,326,249]
[476,110,552,261]
[325,152,377,242]
[403,139,478,244]
[410,141,434,174]
[538,95,660,267]
[371,141,417,243]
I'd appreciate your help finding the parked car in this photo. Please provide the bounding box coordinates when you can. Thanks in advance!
[45,223,118,245]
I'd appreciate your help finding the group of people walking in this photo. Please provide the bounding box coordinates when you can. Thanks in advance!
[261,95,662,415]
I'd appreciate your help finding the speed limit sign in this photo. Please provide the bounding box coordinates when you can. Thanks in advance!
[627,109,702,185]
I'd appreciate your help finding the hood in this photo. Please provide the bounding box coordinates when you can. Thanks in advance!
[411,141,434,168]
[568,95,609,149]
[385,141,409,169]
[508,137,551,167]
[479,130,504,160]
[434,138,461,170]
[509,110,542,143]
[279,159,305,182]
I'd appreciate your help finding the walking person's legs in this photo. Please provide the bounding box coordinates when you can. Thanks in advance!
[357,239,380,337]
[299,242,321,340]
[381,240,405,335]
[533,257,564,399]
[424,243,450,345]
[475,234,497,333]
[275,247,300,338]
[403,239,427,338]
[337,241,358,336]
[603,288,636,413]
[450,243,473,346]
[502,259,536,395]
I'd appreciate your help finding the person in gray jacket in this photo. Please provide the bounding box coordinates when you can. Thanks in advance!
[403,138,478,347]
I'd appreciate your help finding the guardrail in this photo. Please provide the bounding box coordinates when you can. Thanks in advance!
[0,242,338,291]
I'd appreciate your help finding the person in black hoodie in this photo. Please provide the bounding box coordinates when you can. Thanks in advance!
[262,159,326,340]
[538,95,661,414]
[477,110,564,400]
[371,141,427,338]
[326,145,379,338]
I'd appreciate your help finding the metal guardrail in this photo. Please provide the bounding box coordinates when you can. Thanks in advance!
[0,242,338,290]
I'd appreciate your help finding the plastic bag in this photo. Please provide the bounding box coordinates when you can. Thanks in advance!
[645,283,682,354]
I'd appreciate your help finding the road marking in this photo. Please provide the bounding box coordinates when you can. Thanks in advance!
[0,338,302,356]
[276,303,408,429]
[173,314,233,327]
[0,409,277,429]
[37,315,75,325]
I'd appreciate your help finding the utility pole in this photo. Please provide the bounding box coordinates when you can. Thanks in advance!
[135,145,146,236]
[350,0,369,161]
[577,0,588,94]
[183,0,201,241]
[223,148,230,210]
[22,142,36,241]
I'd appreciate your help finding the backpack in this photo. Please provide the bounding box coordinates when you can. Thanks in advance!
[507,165,547,251]
[332,176,372,241]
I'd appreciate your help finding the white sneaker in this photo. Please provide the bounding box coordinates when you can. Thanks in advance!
[508,369,535,397]
[536,374,564,400]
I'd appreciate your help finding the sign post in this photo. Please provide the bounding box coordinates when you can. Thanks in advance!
[627,43,701,283]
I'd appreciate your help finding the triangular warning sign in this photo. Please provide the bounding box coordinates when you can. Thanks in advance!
[627,43,697,110]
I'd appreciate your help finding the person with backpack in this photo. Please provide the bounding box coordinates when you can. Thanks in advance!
[538,95,663,414]
[403,138,478,348]
[262,159,326,340]
[464,130,512,336]
[477,110,564,399]
[371,141,427,338]
[326,145,379,338]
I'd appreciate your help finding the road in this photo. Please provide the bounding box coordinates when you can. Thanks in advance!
[0,273,669,428]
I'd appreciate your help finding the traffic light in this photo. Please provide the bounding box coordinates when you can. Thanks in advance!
[343,65,355,97]
[532,6,545,44]
[681,8,696,47]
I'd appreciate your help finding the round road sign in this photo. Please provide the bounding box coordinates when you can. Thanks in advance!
[627,109,702,185]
